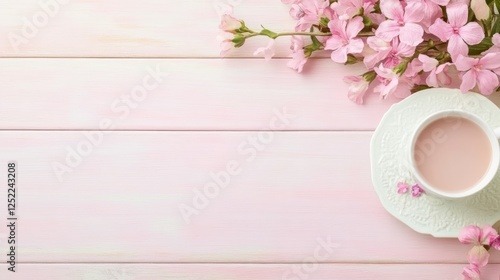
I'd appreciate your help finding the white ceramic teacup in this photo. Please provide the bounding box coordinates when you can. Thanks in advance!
[409,109,500,199]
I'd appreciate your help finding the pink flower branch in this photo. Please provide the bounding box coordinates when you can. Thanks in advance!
[218,0,500,102]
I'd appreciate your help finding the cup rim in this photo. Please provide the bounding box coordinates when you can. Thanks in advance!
[409,109,500,199]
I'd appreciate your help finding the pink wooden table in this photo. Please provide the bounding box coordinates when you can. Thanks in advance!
[0,1,499,279]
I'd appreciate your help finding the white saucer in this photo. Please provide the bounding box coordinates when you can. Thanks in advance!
[371,88,500,237]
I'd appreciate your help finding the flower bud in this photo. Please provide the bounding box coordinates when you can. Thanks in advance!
[219,14,243,33]
[232,33,246,48]
[362,70,376,82]
[344,54,358,65]
[394,62,408,75]
[471,0,490,20]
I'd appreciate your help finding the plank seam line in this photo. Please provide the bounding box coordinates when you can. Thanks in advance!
[0,129,375,132]
[10,262,498,265]
[0,57,331,60]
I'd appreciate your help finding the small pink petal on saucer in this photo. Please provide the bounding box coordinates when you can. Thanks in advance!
[411,184,424,197]
[397,182,409,194]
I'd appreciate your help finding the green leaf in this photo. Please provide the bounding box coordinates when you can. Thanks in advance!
[344,54,358,65]
[468,7,476,22]
[468,37,493,55]
[412,85,431,94]
[260,27,278,39]
[238,24,251,34]
[488,2,495,20]
[362,15,373,27]
[496,0,500,12]
[310,35,322,48]
[441,6,447,21]
[304,43,321,58]
[303,37,325,58]
[373,1,381,13]
[492,18,500,34]
[357,7,365,17]
[319,17,330,30]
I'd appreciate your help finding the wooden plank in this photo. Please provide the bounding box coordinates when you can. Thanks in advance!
[0,131,496,263]
[0,0,303,57]
[1,264,500,279]
[2,58,498,131]
[0,58,403,131]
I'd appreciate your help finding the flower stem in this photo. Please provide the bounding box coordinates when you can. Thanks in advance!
[244,33,262,39]
[272,32,332,38]
[243,30,332,40]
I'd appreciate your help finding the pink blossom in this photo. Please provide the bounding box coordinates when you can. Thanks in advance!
[430,0,450,5]
[462,264,481,280]
[397,182,409,193]
[287,36,308,73]
[219,14,242,33]
[373,64,412,99]
[253,39,276,61]
[385,39,415,68]
[459,225,499,280]
[217,32,235,56]
[455,53,500,95]
[290,0,332,31]
[343,75,370,104]
[325,17,364,63]
[364,37,415,69]
[467,245,489,268]
[427,63,453,88]
[418,54,438,72]
[331,0,362,20]
[481,225,500,244]
[411,184,424,197]
[493,33,500,46]
[405,72,422,86]
[429,4,484,61]
[409,0,444,31]
[485,37,500,75]
[375,0,424,46]
[331,0,375,20]
[363,37,391,69]
[471,0,490,20]
[491,236,500,250]
[418,55,452,87]
[485,34,500,55]
[459,225,499,246]
[404,58,423,78]
[368,13,387,26]
[459,225,484,245]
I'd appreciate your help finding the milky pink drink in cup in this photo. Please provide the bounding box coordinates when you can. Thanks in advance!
[409,110,500,199]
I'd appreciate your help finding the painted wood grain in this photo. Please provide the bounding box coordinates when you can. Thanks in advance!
[3,0,495,275]
[2,58,499,131]
[1,264,500,280]
[0,58,403,131]
[0,131,497,263]
[0,0,304,57]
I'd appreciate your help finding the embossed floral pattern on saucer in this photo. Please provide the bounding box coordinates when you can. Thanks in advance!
[371,88,500,237]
